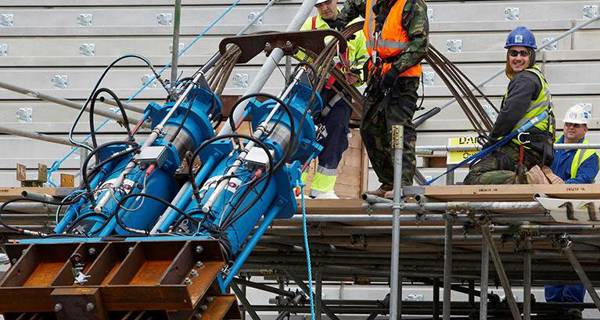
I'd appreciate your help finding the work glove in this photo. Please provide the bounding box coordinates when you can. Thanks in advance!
[380,65,400,89]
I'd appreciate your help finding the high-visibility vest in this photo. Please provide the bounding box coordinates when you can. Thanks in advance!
[299,14,368,86]
[363,0,422,76]
[507,65,555,145]
[555,134,599,180]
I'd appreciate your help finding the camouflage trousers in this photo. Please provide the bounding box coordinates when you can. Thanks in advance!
[463,143,544,185]
[361,77,420,187]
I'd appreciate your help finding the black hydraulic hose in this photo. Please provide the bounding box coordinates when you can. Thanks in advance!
[64,212,109,235]
[187,133,275,203]
[69,54,166,152]
[0,195,84,236]
[113,192,203,235]
[80,140,140,203]
[89,87,134,149]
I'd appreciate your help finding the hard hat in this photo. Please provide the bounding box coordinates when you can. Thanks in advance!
[315,0,329,4]
[563,104,592,125]
[505,26,537,49]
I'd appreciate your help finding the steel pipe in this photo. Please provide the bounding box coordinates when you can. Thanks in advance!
[0,80,145,126]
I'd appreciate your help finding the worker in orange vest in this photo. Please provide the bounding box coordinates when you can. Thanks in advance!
[335,0,429,198]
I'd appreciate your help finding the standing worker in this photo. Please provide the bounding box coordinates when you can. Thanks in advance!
[464,26,555,185]
[544,105,598,319]
[300,0,368,199]
[334,0,429,197]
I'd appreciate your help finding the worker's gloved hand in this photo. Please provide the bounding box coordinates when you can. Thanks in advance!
[380,65,400,89]
[331,18,346,31]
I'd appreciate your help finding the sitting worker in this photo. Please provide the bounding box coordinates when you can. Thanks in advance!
[463,26,555,185]
[299,0,368,199]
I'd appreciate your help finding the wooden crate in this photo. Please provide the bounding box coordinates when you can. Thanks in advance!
[302,128,369,199]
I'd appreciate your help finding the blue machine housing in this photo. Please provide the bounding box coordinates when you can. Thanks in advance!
[55,87,221,237]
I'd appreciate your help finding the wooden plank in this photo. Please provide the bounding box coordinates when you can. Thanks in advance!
[296,199,365,215]
[423,184,600,201]
[0,187,73,201]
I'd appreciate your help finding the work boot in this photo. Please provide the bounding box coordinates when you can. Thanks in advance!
[383,189,395,200]
[364,184,393,198]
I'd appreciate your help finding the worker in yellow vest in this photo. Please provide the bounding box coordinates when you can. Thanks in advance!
[464,26,555,185]
[549,104,599,183]
[299,0,368,199]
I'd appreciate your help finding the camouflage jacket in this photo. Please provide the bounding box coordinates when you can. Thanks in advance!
[337,0,429,75]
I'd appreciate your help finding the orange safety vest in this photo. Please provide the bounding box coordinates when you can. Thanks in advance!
[363,0,422,77]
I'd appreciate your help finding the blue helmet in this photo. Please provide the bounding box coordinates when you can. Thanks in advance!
[505,26,537,49]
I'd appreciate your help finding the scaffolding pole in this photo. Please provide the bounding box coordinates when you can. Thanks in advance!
[480,223,522,320]
[443,213,453,320]
[562,240,600,311]
[390,124,404,319]
[480,239,489,320]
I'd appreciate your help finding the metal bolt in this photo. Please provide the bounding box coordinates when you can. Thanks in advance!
[54,303,63,312]
[11,258,17,264]
[200,304,208,311]
[88,247,97,255]
[196,261,204,268]
[86,302,95,312]
[190,269,199,278]
[195,245,204,254]
[184,277,192,285]
[194,313,202,320]
[285,41,292,47]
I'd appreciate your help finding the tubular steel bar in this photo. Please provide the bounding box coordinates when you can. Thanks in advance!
[390,124,404,319]
[417,143,600,154]
[523,237,532,320]
[287,271,341,320]
[480,239,490,320]
[219,0,318,136]
[480,223,523,320]
[443,214,454,320]
[0,125,75,147]
[415,14,600,124]
[0,80,145,126]
[562,240,600,311]
[170,0,182,91]
[231,282,261,320]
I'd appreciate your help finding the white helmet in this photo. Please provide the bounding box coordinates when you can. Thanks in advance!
[315,0,329,4]
[563,104,592,125]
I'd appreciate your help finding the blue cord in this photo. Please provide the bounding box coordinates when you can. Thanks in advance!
[299,183,316,320]
[46,0,242,185]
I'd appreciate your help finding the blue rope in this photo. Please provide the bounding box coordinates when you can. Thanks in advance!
[426,112,550,185]
[46,0,242,186]
[299,183,316,320]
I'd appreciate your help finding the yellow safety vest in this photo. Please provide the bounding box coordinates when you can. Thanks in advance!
[507,65,555,146]
[555,134,599,180]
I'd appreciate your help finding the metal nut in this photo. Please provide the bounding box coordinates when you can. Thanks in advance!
[195,245,204,254]
[86,302,95,312]
[196,261,204,268]
[184,277,192,285]
[190,269,199,278]
[54,303,63,312]
[88,247,97,255]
